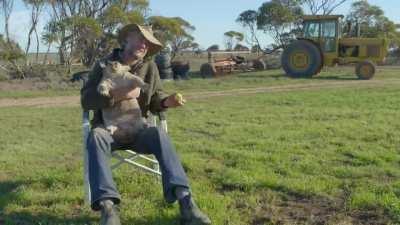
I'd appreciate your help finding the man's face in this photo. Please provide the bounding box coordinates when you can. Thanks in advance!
[123,32,149,62]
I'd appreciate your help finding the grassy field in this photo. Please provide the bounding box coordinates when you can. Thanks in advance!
[1,65,400,99]
[1,67,400,224]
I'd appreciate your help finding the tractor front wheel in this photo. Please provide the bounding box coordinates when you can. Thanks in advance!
[281,40,323,78]
[356,60,376,80]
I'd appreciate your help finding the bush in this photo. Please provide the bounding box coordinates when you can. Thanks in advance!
[384,56,400,65]
[265,56,282,69]
[0,63,88,90]
[0,35,25,62]
[0,71,8,81]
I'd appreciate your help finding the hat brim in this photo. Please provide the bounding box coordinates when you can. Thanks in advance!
[118,24,163,57]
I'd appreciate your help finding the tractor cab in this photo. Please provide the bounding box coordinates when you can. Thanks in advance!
[302,15,343,63]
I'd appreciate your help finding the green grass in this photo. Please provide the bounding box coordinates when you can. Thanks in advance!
[2,66,399,99]
[1,68,400,224]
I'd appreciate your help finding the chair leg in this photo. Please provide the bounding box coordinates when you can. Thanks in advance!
[112,152,162,176]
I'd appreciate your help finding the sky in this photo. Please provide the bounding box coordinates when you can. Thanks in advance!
[1,0,399,53]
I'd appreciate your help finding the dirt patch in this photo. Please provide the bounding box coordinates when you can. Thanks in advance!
[0,79,399,108]
[0,79,51,91]
[186,79,398,100]
[0,96,80,108]
[248,191,390,225]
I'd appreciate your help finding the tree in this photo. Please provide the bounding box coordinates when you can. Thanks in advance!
[257,0,303,49]
[45,0,86,65]
[207,44,219,51]
[251,45,262,54]
[71,16,103,66]
[223,31,244,50]
[190,42,199,51]
[41,31,58,64]
[23,0,45,63]
[303,0,348,15]
[234,43,249,51]
[236,10,262,53]
[149,16,196,60]
[0,35,23,61]
[0,34,26,78]
[1,0,13,43]
[43,0,148,67]
[346,0,400,47]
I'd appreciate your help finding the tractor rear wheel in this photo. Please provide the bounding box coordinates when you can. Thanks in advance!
[200,63,216,78]
[356,60,376,80]
[281,40,322,78]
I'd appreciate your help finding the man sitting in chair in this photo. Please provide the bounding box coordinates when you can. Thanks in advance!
[80,24,211,225]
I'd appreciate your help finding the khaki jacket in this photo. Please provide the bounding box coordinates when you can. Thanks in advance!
[80,48,168,128]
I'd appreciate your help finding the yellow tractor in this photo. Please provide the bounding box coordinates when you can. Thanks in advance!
[282,15,388,79]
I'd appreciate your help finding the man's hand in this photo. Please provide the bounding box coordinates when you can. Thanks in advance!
[109,87,141,102]
[163,93,186,108]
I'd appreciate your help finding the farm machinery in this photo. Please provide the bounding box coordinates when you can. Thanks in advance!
[200,51,266,78]
[282,15,388,79]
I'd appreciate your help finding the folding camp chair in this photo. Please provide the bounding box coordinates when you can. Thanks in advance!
[81,79,166,203]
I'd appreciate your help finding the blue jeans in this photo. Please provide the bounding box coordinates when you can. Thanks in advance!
[86,126,190,211]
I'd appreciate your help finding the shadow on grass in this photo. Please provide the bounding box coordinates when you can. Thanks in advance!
[0,180,25,209]
[236,73,286,79]
[235,73,355,80]
[248,73,358,81]
[281,74,358,80]
[187,71,202,79]
[2,212,97,225]
[215,177,391,225]
[0,180,96,225]
[312,75,359,81]
[251,182,390,225]
[0,180,180,225]
[126,213,179,225]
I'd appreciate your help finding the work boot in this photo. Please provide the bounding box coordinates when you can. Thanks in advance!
[99,199,121,225]
[179,194,211,225]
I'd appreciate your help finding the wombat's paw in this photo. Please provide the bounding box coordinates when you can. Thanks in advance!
[98,84,110,96]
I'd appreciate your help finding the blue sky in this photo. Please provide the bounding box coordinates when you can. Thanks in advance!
[1,0,399,52]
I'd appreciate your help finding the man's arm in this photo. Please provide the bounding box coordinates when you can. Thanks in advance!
[80,61,115,111]
[148,61,169,114]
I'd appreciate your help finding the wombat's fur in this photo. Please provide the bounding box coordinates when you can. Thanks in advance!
[98,61,148,143]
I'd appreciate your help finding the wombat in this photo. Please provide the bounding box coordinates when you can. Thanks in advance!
[97,60,148,143]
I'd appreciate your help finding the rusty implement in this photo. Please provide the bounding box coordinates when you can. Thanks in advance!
[200,51,265,78]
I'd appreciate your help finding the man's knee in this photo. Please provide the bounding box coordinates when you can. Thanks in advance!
[148,126,169,141]
[88,127,113,153]
[144,126,169,151]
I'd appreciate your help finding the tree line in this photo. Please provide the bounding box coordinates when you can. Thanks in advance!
[0,0,198,72]
[217,0,399,56]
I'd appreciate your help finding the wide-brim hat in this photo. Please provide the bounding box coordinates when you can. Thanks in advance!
[118,24,163,57]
